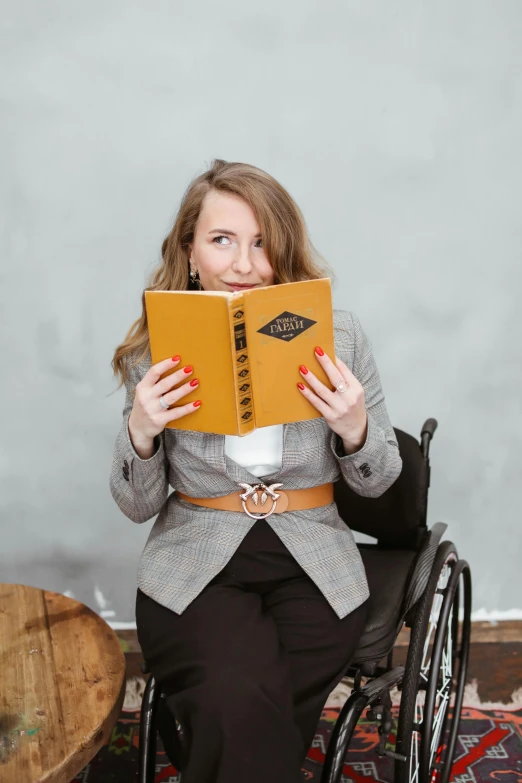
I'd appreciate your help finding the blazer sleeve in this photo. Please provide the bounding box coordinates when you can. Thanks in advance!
[330,310,402,497]
[109,354,169,523]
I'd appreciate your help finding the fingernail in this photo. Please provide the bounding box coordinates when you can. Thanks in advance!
[297,382,305,390]
[193,400,202,408]
[299,365,309,375]
[315,346,324,356]
[183,365,193,374]
[171,355,181,362]
[189,379,199,387]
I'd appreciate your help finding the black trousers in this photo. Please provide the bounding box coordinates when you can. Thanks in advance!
[136,519,368,783]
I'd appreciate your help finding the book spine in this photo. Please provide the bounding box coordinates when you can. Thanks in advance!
[228,295,255,435]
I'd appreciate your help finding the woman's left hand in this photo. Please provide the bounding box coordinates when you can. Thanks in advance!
[297,346,368,455]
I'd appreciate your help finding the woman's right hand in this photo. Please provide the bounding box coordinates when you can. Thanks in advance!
[128,356,201,445]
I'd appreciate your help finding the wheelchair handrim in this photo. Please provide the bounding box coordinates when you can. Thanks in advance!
[393,540,472,783]
[429,563,472,783]
[409,552,457,783]
[400,553,471,783]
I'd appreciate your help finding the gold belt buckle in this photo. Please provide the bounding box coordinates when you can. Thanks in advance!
[238,482,284,520]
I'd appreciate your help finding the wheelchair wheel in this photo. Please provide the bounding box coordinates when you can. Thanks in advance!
[394,540,472,783]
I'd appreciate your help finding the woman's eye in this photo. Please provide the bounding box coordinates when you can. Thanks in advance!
[212,235,263,248]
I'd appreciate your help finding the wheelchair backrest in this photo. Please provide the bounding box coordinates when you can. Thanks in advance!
[333,428,429,550]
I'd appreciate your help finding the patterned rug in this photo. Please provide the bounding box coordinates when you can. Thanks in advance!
[72,688,522,783]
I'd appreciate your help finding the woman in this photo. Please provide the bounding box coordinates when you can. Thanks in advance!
[110,159,402,783]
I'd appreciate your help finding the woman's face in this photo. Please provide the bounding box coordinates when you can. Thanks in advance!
[189,190,275,293]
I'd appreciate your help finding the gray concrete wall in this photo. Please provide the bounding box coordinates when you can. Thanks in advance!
[1,0,521,623]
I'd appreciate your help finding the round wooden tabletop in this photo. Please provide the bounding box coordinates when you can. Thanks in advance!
[0,583,126,783]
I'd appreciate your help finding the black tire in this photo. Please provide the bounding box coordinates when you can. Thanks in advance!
[138,675,159,783]
[394,541,471,783]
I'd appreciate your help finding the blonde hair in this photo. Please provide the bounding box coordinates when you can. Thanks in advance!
[111,159,329,387]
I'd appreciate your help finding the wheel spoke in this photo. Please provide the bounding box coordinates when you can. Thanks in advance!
[435,675,452,703]
[430,690,450,762]
[410,729,420,783]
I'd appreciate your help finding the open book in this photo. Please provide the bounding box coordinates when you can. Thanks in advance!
[145,278,335,435]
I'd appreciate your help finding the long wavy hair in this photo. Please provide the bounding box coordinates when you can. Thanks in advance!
[112,159,329,388]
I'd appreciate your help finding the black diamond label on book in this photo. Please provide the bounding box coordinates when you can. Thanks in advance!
[239,384,250,392]
[238,369,249,378]
[240,397,251,406]
[234,310,244,319]
[237,354,248,363]
[257,311,317,342]
[242,411,252,420]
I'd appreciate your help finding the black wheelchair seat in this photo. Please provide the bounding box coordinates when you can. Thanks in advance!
[353,546,417,667]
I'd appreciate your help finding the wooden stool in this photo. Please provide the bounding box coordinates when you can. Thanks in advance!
[0,583,126,782]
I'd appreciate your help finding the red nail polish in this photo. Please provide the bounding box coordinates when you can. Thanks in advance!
[189,379,199,387]
[299,365,309,375]
[183,365,193,374]
[315,346,324,356]
[171,355,181,362]
[297,382,305,390]
[193,400,202,408]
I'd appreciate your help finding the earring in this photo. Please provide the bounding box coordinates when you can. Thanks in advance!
[189,262,202,290]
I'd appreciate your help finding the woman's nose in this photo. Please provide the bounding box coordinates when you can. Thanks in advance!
[232,249,253,274]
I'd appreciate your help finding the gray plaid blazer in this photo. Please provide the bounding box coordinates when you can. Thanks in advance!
[110,310,402,619]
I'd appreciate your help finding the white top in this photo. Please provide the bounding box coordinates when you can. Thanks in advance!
[224,424,283,478]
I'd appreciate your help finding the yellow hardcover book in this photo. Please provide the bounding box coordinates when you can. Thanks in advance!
[144,278,335,435]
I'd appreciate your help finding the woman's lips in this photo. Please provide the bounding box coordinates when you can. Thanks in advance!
[224,282,258,290]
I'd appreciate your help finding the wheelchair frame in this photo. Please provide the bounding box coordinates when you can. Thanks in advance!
[137,419,472,783]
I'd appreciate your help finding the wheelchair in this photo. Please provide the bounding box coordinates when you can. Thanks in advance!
[137,418,472,783]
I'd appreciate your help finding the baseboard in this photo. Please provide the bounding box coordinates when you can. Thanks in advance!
[116,620,522,655]
[395,619,522,646]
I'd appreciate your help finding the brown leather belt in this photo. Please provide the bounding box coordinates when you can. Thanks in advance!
[176,482,334,520]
